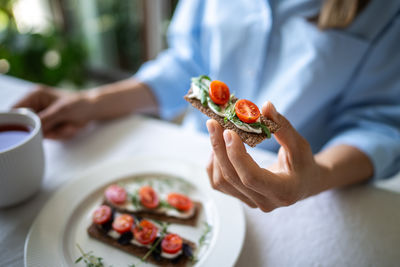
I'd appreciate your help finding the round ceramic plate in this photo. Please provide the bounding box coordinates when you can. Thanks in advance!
[24,156,245,267]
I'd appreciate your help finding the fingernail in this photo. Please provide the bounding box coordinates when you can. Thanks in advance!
[223,130,232,146]
[268,101,278,122]
[206,120,215,134]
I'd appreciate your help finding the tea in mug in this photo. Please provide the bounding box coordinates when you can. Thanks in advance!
[0,124,32,152]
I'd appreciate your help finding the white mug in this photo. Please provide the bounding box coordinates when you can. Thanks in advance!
[0,108,45,208]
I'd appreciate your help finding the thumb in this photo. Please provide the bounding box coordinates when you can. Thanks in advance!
[262,101,310,159]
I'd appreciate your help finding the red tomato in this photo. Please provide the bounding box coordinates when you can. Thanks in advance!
[209,80,230,105]
[92,205,112,225]
[162,234,183,254]
[234,99,261,124]
[132,220,158,245]
[167,193,193,211]
[112,214,134,234]
[139,186,159,209]
[105,184,127,205]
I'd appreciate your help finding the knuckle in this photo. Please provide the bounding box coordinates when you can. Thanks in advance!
[213,177,226,189]
[276,192,298,206]
[206,162,213,175]
[299,137,311,152]
[246,202,257,209]
[210,181,218,190]
[227,149,245,165]
[34,85,51,95]
[259,204,274,213]
[210,138,223,152]
[279,115,291,130]
[241,175,255,188]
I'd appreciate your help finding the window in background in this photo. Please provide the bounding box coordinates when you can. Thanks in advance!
[0,0,87,86]
[0,0,177,88]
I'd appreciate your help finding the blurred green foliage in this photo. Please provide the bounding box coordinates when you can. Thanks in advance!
[0,0,88,87]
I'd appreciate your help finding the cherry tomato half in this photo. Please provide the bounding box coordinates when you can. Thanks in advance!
[209,80,230,105]
[105,184,127,205]
[92,205,112,225]
[132,220,158,245]
[112,214,134,234]
[167,193,193,212]
[139,186,159,209]
[234,99,261,124]
[162,234,183,254]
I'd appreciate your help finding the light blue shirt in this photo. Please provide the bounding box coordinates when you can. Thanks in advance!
[135,0,400,180]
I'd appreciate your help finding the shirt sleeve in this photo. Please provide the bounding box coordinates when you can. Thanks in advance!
[134,0,207,120]
[323,14,400,180]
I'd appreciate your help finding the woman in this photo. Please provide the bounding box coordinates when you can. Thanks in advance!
[15,0,400,211]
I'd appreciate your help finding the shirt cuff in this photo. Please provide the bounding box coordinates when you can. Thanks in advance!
[134,53,192,120]
[323,129,400,180]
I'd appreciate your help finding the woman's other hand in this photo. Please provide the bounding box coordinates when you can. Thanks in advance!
[13,79,159,140]
[13,85,93,139]
[206,102,327,211]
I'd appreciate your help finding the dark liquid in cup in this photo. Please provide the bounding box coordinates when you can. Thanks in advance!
[0,124,32,151]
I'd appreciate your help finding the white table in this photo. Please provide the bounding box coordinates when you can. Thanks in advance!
[1,74,400,267]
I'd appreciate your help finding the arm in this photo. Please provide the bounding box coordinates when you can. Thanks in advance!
[85,78,158,120]
[313,145,373,194]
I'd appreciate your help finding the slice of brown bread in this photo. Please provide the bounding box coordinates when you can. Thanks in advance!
[104,199,202,227]
[184,89,280,147]
[87,223,196,267]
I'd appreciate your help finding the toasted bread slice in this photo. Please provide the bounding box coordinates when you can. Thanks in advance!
[184,89,279,147]
[87,223,196,266]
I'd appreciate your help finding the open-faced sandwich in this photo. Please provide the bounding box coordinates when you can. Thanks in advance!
[87,204,196,266]
[103,184,201,226]
[184,75,280,147]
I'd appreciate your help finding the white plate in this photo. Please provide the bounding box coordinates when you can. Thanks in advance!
[24,156,245,267]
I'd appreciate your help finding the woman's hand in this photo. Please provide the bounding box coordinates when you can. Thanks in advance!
[13,85,93,139]
[13,78,159,140]
[206,102,328,211]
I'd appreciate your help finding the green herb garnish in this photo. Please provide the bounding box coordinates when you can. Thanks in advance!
[200,89,208,107]
[207,97,222,112]
[198,222,212,247]
[159,200,177,210]
[75,244,105,267]
[141,222,170,262]
[190,222,213,263]
[250,122,271,138]
[199,75,211,81]
[130,192,140,208]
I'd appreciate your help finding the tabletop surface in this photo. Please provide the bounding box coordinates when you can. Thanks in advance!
[1,74,400,267]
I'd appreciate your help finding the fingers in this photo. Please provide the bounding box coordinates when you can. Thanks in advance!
[262,101,312,165]
[210,155,257,208]
[13,85,55,111]
[13,86,42,111]
[223,129,274,194]
[206,119,269,204]
[206,120,247,188]
[13,86,72,135]
[44,122,85,140]
[39,101,68,133]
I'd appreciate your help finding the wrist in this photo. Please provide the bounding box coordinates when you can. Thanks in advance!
[312,156,334,196]
[79,89,100,121]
